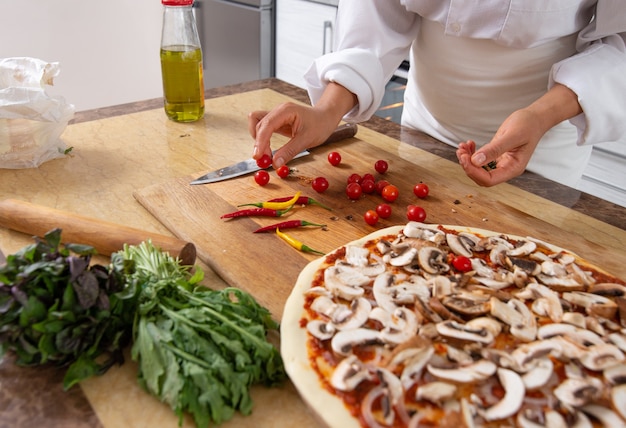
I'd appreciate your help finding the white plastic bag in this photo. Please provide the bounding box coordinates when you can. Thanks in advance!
[0,57,75,169]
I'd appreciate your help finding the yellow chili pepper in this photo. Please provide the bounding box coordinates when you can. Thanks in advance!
[238,191,302,210]
[276,228,325,255]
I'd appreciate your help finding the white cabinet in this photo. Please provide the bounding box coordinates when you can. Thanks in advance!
[577,142,626,207]
[275,0,338,88]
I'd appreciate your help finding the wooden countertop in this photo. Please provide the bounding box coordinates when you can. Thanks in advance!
[1,78,625,428]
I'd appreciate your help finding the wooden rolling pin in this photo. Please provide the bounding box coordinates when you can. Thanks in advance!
[0,199,196,265]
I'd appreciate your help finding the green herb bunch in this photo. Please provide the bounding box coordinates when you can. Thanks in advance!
[0,229,138,389]
[121,242,286,428]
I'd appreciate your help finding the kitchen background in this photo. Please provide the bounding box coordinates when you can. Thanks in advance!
[1,0,624,207]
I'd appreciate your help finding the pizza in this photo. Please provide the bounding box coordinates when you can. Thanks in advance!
[281,222,626,428]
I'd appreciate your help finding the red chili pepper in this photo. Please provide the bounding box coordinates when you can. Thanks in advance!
[267,195,332,210]
[253,220,327,233]
[220,206,292,219]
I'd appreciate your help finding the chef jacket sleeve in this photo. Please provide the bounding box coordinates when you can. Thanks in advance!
[550,0,626,146]
[304,0,419,122]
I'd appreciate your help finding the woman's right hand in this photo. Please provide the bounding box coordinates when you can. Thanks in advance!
[248,82,358,168]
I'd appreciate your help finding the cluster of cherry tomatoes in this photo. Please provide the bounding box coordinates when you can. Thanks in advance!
[254,151,431,227]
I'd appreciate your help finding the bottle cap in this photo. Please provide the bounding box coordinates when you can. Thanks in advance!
[162,0,193,5]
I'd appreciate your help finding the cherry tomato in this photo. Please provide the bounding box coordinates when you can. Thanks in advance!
[361,179,376,194]
[374,159,389,174]
[375,179,390,194]
[328,151,342,166]
[406,205,426,222]
[256,153,272,169]
[364,209,379,226]
[254,170,270,186]
[413,182,430,199]
[311,176,329,193]
[362,173,375,183]
[346,182,363,200]
[381,184,399,202]
[452,255,473,272]
[347,173,362,184]
[376,203,392,219]
[276,165,290,179]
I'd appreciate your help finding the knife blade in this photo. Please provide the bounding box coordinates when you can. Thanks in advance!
[190,123,358,185]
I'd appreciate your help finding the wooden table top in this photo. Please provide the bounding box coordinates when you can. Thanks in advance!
[1,78,624,428]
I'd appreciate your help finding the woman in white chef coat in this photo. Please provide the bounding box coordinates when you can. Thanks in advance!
[249,1,626,188]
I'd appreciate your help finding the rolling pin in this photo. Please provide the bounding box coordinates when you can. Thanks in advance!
[0,199,196,265]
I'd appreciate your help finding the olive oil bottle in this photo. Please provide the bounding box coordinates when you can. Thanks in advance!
[160,0,205,122]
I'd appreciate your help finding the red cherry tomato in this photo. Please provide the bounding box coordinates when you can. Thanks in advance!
[381,184,399,202]
[374,159,389,174]
[376,203,392,219]
[413,183,430,199]
[276,165,290,178]
[362,173,375,183]
[452,255,473,272]
[254,170,270,186]
[346,182,363,200]
[364,209,379,226]
[406,205,426,222]
[256,154,272,169]
[347,173,362,184]
[375,180,390,194]
[328,151,342,166]
[361,179,376,194]
[311,176,329,193]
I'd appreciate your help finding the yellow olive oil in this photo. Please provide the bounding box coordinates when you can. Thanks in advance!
[160,45,205,122]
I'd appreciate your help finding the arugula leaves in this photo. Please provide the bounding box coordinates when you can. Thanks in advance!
[121,242,286,427]
[0,229,138,390]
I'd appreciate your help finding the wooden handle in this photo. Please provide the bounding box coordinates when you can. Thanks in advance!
[0,199,196,265]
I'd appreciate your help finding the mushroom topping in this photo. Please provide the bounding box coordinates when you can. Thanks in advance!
[526,282,564,323]
[471,257,495,278]
[578,343,625,371]
[403,222,445,243]
[436,320,495,345]
[465,316,503,337]
[330,355,374,391]
[446,345,474,365]
[344,245,370,267]
[521,357,554,390]
[379,306,419,345]
[427,359,497,383]
[446,233,476,257]
[417,246,449,275]
[508,257,541,277]
[563,311,587,329]
[331,328,381,356]
[306,319,336,340]
[512,340,563,371]
[589,282,626,298]
[416,381,457,404]
[399,344,435,389]
[441,293,491,318]
[562,291,618,320]
[386,246,418,267]
[604,363,626,385]
[482,368,525,421]
[554,377,602,408]
[509,298,538,342]
[580,404,626,427]
[324,265,368,300]
[333,298,372,330]
[372,272,398,312]
[611,384,626,421]
[489,296,523,328]
[507,240,537,257]
[517,409,569,428]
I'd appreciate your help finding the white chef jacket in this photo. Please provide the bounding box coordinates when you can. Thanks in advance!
[304,0,626,187]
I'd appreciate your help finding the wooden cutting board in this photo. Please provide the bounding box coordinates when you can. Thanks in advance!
[134,131,624,318]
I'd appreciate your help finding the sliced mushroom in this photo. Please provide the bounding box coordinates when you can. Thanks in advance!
[386,246,418,267]
[522,357,554,390]
[578,343,625,371]
[517,409,568,428]
[588,282,626,298]
[441,293,491,318]
[436,320,494,345]
[580,404,626,428]
[482,368,525,421]
[562,291,618,320]
[611,384,626,421]
[554,377,602,407]
[563,311,587,329]
[509,298,538,342]
[474,276,513,290]
[525,282,564,323]
[507,240,538,257]
[306,319,336,340]
[446,233,475,257]
[604,363,626,385]
[330,354,373,391]
[333,297,372,330]
[324,265,368,300]
[512,339,563,371]
[416,381,457,404]
[344,245,371,267]
[489,296,524,327]
[446,345,474,365]
[399,344,435,389]
[427,359,497,383]
[372,272,398,313]
[331,328,381,356]
[417,246,449,275]
[379,306,419,345]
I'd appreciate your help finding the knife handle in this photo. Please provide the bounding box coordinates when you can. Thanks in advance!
[322,123,358,146]
[0,199,196,266]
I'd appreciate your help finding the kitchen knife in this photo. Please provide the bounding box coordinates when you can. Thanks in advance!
[190,123,358,185]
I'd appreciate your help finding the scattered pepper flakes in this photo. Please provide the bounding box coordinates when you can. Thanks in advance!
[330,216,340,221]
[179,133,190,138]
[345,215,354,221]
[453,199,461,205]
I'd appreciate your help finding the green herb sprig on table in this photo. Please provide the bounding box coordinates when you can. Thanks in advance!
[120,241,286,427]
[0,228,138,390]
